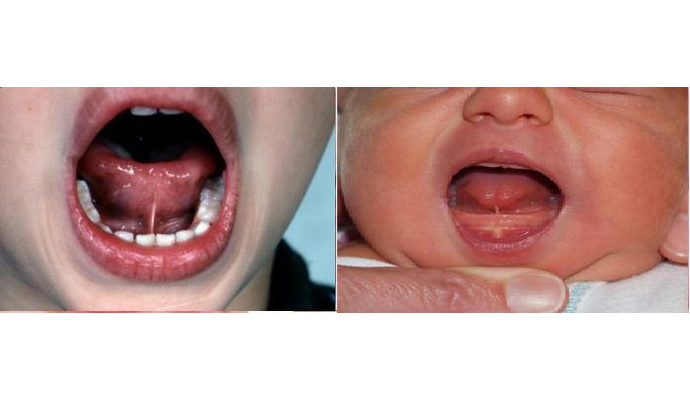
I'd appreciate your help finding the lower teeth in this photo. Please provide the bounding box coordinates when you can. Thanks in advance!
[76,177,224,246]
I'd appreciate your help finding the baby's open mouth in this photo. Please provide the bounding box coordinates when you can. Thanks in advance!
[68,88,239,282]
[448,163,563,252]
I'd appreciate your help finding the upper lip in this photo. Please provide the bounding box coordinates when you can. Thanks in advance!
[70,87,236,167]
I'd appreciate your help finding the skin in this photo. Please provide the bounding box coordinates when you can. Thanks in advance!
[0,87,334,311]
[339,88,688,290]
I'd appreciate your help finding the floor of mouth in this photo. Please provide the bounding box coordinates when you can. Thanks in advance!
[77,110,225,235]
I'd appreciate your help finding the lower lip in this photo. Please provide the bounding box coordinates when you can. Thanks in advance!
[66,88,239,282]
[444,150,562,256]
[451,213,556,255]
[68,170,237,281]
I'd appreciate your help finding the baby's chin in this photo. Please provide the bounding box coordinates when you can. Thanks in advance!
[350,236,665,282]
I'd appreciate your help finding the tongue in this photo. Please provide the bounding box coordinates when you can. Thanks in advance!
[78,142,220,234]
[450,167,560,214]
[448,167,561,242]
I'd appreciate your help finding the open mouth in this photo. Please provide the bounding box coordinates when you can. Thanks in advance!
[448,163,563,253]
[67,88,239,282]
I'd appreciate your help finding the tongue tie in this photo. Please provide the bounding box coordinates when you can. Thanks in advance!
[148,192,158,234]
[78,141,221,235]
[449,166,560,214]
[448,166,562,242]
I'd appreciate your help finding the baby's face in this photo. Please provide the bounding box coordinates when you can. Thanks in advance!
[0,88,333,310]
[340,88,687,280]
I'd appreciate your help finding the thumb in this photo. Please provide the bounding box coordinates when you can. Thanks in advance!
[452,266,568,313]
[337,264,567,313]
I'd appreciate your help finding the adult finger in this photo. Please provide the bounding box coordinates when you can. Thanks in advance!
[337,265,567,313]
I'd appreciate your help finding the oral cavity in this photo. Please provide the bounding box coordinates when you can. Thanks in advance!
[77,177,223,246]
[448,165,562,242]
[75,106,227,246]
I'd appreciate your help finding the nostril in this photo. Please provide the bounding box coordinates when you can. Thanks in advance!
[470,112,543,126]
[527,115,542,125]
[495,111,539,126]
[469,112,491,123]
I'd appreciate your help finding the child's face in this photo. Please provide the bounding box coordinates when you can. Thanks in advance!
[0,88,334,310]
[340,88,687,280]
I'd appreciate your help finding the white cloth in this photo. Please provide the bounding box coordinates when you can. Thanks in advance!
[337,256,395,268]
[565,262,688,313]
[337,257,688,312]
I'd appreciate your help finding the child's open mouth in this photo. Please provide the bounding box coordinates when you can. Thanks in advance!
[67,88,239,282]
[448,162,563,253]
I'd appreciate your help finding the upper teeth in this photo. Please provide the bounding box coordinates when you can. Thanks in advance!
[160,108,183,115]
[76,177,224,246]
[130,107,185,116]
[475,163,528,170]
[100,137,134,160]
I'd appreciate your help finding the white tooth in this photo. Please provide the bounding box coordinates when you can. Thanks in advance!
[205,177,225,193]
[175,230,194,243]
[78,192,92,208]
[135,233,155,246]
[214,177,225,193]
[199,188,212,201]
[77,181,100,223]
[114,231,134,242]
[77,183,92,205]
[196,199,221,223]
[84,205,100,223]
[476,163,528,170]
[98,223,113,234]
[77,180,89,194]
[200,188,223,202]
[155,234,175,247]
[159,108,183,115]
[130,106,157,116]
[201,178,225,202]
[192,221,210,236]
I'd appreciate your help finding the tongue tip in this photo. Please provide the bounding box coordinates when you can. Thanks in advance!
[450,166,562,214]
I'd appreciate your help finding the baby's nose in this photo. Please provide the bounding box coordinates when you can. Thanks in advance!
[462,87,553,126]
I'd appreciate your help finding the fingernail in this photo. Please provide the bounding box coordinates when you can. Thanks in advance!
[661,213,688,262]
[505,273,566,313]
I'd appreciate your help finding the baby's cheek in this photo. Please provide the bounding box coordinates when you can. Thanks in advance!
[593,133,682,245]
[342,124,461,268]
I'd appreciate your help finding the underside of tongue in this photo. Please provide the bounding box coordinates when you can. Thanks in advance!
[448,166,562,242]
[78,141,221,234]
[450,166,561,213]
